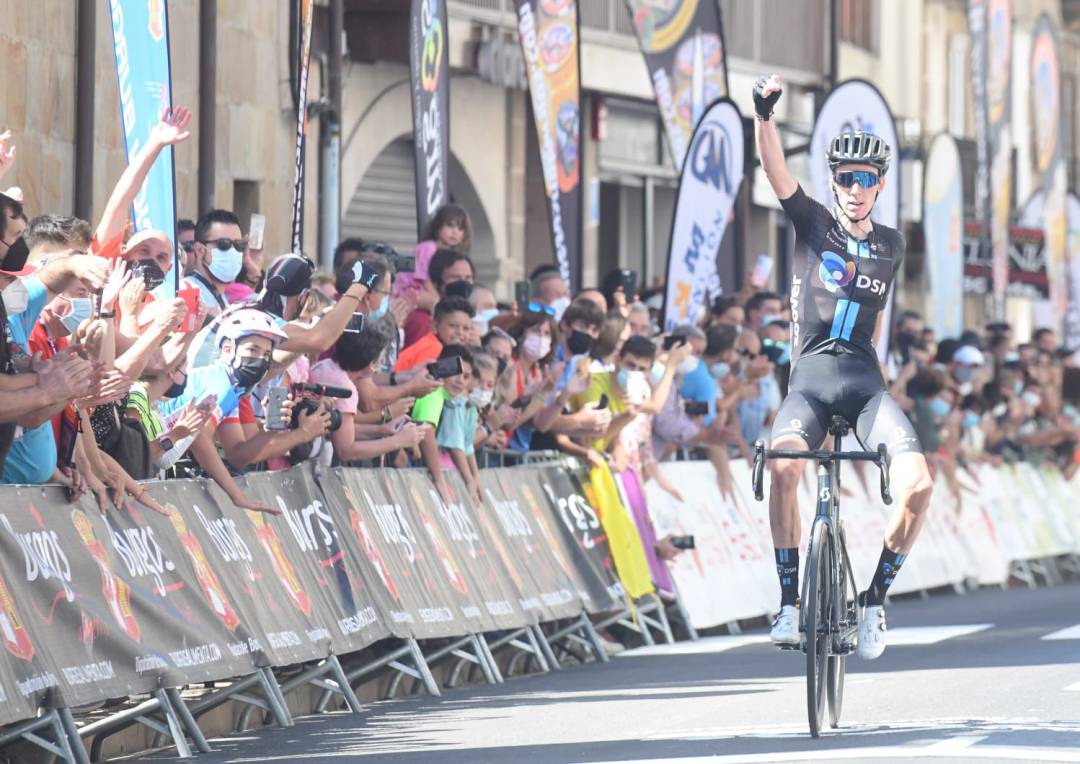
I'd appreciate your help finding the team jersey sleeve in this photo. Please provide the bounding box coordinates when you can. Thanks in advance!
[779,184,830,246]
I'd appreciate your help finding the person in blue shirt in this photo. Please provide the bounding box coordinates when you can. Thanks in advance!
[159,308,288,516]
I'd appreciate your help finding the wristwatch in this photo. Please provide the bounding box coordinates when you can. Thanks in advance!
[157,435,175,452]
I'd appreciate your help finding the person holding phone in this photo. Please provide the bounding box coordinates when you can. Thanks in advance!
[394,296,474,374]
[399,248,475,349]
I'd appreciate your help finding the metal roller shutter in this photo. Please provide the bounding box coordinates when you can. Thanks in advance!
[342,138,419,255]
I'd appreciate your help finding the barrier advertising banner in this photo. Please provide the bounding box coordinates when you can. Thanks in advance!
[646,458,1079,632]
[1030,14,1069,339]
[290,0,315,256]
[923,134,965,339]
[0,461,634,727]
[108,0,176,269]
[409,0,451,237]
[809,79,901,363]
[624,0,729,169]
[661,98,744,331]
[516,0,583,289]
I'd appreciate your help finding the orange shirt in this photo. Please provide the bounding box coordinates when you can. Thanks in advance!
[394,332,442,373]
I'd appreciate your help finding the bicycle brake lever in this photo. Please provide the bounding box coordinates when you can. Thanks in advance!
[752,440,765,502]
[877,443,893,505]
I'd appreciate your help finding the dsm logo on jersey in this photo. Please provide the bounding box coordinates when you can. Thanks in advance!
[855,274,886,295]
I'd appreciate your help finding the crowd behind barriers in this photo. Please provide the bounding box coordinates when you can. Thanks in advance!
[0,108,1075,536]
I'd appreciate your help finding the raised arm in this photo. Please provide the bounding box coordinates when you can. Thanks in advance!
[96,107,191,244]
[753,75,798,200]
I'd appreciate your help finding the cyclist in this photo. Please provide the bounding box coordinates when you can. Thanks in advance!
[753,74,934,660]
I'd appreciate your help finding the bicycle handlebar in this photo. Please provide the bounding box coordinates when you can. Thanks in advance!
[751,441,892,505]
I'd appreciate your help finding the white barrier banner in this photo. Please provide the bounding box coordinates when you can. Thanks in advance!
[646,459,1075,630]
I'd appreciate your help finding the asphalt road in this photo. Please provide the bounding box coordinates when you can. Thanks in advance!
[139,582,1080,763]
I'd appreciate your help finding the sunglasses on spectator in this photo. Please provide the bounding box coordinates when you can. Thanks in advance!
[199,238,247,252]
[527,302,556,317]
[180,241,197,253]
[834,170,880,189]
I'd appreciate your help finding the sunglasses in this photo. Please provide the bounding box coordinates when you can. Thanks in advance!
[834,170,880,189]
[527,302,556,317]
[199,238,247,252]
[179,241,197,253]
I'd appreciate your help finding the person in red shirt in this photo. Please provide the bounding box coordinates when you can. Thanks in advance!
[401,250,474,349]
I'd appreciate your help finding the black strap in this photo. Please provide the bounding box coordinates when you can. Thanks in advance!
[189,273,227,311]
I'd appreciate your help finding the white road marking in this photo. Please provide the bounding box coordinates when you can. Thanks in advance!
[586,746,1080,763]
[1043,624,1080,640]
[883,624,993,645]
[619,624,992,657]
[1065,680,1080,692]
[619,635,770,657]
[925,734,987,751]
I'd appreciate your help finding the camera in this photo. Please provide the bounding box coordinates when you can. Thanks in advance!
[288,382,351,433]
[290,398,342,432]
[670,535,695,550]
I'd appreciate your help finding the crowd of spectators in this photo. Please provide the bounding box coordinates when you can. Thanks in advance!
[0,106,1073,538]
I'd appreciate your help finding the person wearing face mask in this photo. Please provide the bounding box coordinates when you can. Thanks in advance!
[501,308,559,451]
[949,344,985,396]
[158,308,287,516]
[181,209,248,317]
[743,290,783,333]
[468,284,500,340]
[531,265,571,320]
[401,249,475,349]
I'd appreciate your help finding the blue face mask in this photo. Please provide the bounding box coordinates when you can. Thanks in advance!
[59,297,93,335]
[710,362,731,379]
[962,411,980,430]
[369,294,389,321]
[928,397,951,418]
[164,374,188,399]
[208,246,243,283]
[615,368,630,390]
[649,362,665,387]
[774,341,791,366]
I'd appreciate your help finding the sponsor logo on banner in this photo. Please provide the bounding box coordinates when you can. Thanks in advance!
[108,0,176,273]
[410,0,450,234]
[661,98,744,331]
[810,79,900,363]
[626,0,729,168]
[516,0,583,288]
[923,133,965,338]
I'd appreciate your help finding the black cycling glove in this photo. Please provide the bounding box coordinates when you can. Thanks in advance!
[351,260,381,291]
[752,76,782,120]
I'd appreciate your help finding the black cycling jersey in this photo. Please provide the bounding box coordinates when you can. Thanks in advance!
[780,184,905,364]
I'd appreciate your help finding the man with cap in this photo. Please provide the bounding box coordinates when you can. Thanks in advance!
[950,344,986,397]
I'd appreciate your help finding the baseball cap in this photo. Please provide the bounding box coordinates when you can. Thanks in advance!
[952,345,985,366]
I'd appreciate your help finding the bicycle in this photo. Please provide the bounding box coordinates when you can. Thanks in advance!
[751,415,892,737]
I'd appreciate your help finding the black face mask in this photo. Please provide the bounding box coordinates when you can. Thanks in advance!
[131,259,166,292]
[231,356,271,390]
[0,236,28,272]
[164,374,187,399]
[566,329,593,356]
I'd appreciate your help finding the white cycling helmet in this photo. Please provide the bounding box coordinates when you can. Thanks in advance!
[215,307,289,349]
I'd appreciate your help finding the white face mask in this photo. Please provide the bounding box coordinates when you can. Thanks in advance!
[472,307,499,336]
[207,246,243,283]
[677,356,700,375]
[550,296,571,320]
[522,333,551,361]
[1,279,29,315]
[469,388,493,408]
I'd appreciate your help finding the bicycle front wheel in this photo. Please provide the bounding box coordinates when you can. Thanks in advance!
[828,522,853,728]
[804,520,831,738]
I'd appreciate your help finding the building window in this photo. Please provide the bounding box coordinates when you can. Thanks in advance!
[840,0,878,53]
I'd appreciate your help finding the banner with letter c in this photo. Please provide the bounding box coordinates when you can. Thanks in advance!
[624,0,730,169]
[108,0,176,238]
[516,0,583,290]
[809,79,900,363]
[409,0,451,237]
[661,98,743,332]
[923,134,965,339]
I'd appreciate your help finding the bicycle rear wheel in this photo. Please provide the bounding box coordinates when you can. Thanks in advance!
[804,521,831,738]
[827,522,853,728]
